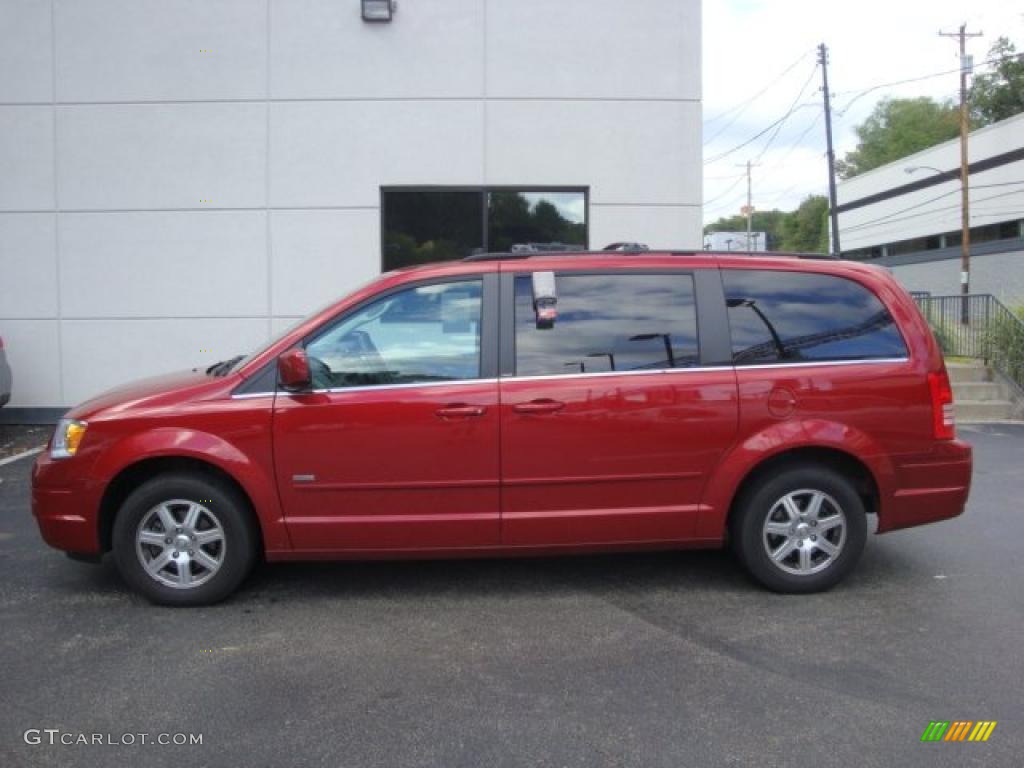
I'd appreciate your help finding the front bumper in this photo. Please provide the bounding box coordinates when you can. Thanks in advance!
[31,453,103,555]
[879,439,973,532]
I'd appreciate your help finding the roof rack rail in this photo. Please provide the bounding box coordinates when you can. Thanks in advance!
[463,249,841,262]
[462,251,534,262]
[712,250,842,261]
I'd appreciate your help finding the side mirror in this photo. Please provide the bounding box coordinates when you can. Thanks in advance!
[532,271,557,329]
[278,348,311,391]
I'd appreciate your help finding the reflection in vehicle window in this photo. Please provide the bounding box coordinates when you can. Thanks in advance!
[305,280,482,389]
[513,273,699,377]
[723,270,908,365]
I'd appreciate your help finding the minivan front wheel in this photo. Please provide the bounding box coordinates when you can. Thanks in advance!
[731,466,867,593]
[112,473,257,606]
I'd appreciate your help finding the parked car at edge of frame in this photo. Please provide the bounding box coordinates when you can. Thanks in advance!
[31,250,972,606]
[0,335,11,408]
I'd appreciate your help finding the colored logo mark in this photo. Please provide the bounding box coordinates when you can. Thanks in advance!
[921,721,997,742]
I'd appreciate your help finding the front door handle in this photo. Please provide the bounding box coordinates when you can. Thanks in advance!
[436,403,487,419]
[512,399,566,415]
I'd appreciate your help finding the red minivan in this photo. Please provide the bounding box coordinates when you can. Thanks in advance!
[32,251,972,605]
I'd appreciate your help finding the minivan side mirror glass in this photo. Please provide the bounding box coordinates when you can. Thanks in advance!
[278,348,311,391]
[532,271,557,329]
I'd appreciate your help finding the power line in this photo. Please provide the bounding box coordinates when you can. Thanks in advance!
[703,64,823,219]
[832,55,1003,117]
[704,109,827,217]
[703,48,815,139]
[751,64,821,165]
[703,173,747,207]
[757,114,826,209]
[839,178,1024,233]
[841,176,1024,233]
[840,188,960,231]
[703,187,750,218]
[700,96,819,165]
[705,172,751,181]
[841,187,1022,234]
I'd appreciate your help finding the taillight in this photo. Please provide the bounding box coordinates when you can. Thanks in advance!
[928,369,955,440]
[0,335,4,350]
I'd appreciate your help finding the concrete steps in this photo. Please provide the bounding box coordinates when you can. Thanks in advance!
[947,362,991,383]
[947,362,1018,422]
[952,381,1005,401]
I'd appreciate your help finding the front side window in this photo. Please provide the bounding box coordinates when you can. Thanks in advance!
[305,280,482,389]
[722,270,908,365]
[513,273,699,377]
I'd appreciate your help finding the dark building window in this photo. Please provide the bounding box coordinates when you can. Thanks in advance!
[381,190,484,270]
[513,273,698,377]
[723,269,907,365]
[844,218,1023,261]
[487,191,587,254]
[382,188,587,271]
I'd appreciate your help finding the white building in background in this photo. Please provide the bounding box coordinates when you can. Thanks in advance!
[836,112,1024,302]
[703,231,768,252]
[0,0,702,419]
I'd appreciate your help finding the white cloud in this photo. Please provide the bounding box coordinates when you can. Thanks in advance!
[703,0,1024,223]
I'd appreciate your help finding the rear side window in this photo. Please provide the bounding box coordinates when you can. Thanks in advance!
[722,270,907,365]
[514,273,699,376]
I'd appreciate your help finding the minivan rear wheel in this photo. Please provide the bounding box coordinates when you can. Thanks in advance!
[731,466,867,593]
[112,473,257,606]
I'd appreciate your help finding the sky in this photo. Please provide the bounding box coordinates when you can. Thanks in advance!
[702,0,1024,225]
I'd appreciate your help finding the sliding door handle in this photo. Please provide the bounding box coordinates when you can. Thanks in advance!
[512,399,566,415]
[436,404,487,419]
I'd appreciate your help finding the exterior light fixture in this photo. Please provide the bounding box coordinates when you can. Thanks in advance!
[361,0,395,22]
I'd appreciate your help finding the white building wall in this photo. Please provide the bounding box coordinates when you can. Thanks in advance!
[837,112,1024,252]
[888,249,1024,307]
[0,0,702,410]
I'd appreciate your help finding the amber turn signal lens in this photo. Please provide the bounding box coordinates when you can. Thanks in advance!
[51,418,88,459]
[65,422,87,455]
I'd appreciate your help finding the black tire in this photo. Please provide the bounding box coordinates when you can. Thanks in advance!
[112,473,257,606]
[730,465,867,593]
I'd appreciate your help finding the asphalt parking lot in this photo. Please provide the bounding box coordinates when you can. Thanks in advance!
[1,425,1022,768]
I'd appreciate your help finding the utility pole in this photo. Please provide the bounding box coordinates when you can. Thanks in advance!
[737,160,759,251]
[939,23,982,323]
[818,43,841,258]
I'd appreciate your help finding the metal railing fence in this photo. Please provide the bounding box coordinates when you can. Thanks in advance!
[913,293,1024,392]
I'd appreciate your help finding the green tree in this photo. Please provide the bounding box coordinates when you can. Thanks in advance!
[704,196,830,254]
[818,203,830,254]
[778,195,829,253]
[836,97,959,179]
[970,37,1024,126]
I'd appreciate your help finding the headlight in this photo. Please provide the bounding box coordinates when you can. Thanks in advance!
[51,419,88,459]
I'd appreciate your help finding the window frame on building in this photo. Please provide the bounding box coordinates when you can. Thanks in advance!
[380,186,590,272]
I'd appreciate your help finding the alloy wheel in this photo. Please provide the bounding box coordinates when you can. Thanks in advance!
[135,499,226,589]
[761,489,847,576]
